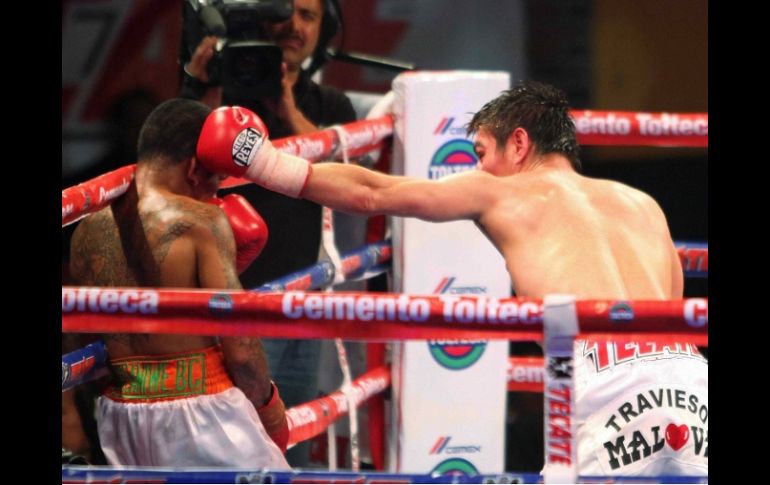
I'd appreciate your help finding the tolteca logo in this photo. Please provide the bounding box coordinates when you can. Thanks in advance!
[433,277,487,295]
[61,288,158,314]
[429,436,482,455]
[428,339,487,370]
[428,139,478,180]
[429,277,488,369]
[430,457,480,477]
[433,117,467,136]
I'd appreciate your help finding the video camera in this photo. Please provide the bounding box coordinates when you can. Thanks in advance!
[182,0,293,100]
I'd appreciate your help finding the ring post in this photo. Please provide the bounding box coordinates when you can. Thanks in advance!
[388,71,511,476]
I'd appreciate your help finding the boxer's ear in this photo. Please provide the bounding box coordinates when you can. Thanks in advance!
[507,127,532,167]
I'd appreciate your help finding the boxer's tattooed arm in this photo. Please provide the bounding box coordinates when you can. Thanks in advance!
[210,208,241,289]
[223,337,273,407]
[208,208,272,407]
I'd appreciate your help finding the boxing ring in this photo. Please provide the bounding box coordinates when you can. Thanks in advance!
[62,73,707,484]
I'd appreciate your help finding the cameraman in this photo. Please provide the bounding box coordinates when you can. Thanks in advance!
[181,0,357,468]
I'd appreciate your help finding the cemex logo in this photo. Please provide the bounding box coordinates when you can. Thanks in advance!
[433,277,486,295]
[429,436,482,455]
[434,117,467,136]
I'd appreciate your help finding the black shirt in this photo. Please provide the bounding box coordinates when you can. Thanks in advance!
[217,71,356,288]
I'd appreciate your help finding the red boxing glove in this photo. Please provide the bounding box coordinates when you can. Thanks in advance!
[196,106,312,198]
[257,381,289,453]
[208,194,268,274]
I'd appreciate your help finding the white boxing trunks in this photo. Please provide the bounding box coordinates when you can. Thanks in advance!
[575,339,708,476]
[97,345,290,469]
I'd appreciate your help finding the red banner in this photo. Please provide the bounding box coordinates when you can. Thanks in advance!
[62,288,707,344]
[679,247,708,272]
[62,165,136,227]
[572,110,708,147]
[507,356,545,392]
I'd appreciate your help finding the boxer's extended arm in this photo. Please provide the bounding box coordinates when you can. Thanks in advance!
[303,162,499,222]
[195,107,497,221]
[195,207,289,450]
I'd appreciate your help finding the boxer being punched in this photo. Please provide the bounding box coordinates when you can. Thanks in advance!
[69,98,289,468]
[196,81,707,476]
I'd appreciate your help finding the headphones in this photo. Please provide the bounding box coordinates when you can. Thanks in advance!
[307,0,342,75]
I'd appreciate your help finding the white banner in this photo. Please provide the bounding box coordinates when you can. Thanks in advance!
[389,71,511,475]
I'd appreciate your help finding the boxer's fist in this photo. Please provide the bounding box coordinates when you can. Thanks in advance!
[208,194,268,274]
[257,381,289,453]
[197,106,312,198]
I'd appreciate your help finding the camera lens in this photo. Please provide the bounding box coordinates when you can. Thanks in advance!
[232,50,270,86]
[222,41,283,99]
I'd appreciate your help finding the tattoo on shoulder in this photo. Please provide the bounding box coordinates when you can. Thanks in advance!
[70,196,239,290]
[205,206,241,289]
[157,198,240,289]
[153,219,194,264]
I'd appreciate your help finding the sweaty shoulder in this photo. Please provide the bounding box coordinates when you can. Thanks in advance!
[141,194,236,289]
[165,195,240,290]
[593,178,669,231]
[158,194,231,242]
[604,178,657,206]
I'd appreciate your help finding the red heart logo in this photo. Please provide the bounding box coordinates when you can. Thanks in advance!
[665,423,690,451]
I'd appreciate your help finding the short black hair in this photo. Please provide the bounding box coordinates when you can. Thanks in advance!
[137,98,212,164]
[467,81,581,170]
